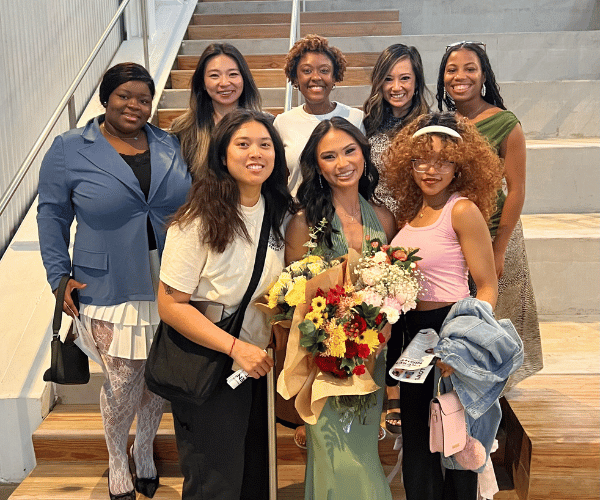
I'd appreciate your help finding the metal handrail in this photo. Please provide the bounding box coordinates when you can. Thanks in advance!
[283,0,303,112]
[0,0,149,217]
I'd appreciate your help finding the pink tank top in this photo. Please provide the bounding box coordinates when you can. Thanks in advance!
[391,193,470,302]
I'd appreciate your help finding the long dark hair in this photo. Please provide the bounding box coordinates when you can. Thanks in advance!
[436,43,505,111]
[171,109,292,253]
[170,43,262,178]
[363,44,430,137]
[296,117,379,248]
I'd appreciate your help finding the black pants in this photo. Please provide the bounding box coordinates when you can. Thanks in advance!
[394,307,478,500]
[171,375,269,500]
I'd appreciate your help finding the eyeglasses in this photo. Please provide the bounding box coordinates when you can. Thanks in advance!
[411,159,455,174]
[445,41,486,52]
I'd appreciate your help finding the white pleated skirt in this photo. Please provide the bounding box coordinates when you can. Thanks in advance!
[80,250,161,360]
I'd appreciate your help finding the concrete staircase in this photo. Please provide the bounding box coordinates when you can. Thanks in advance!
[6,0,599,498]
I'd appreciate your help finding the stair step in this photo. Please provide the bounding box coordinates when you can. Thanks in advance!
[191,10,399,25]
[186,21,401,40]
[170,66,372,89]
[522,214,600,316]
[32,404,401,466]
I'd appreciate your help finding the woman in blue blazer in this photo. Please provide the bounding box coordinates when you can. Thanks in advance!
[37,63,191,500]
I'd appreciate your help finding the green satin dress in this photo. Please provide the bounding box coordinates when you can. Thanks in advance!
[304,195,393,500]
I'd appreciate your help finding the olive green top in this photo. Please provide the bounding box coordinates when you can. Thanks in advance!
[476,110,520,236]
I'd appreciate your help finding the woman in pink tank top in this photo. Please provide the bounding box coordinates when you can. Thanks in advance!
[382,112,503,500]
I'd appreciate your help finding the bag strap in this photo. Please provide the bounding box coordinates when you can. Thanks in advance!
[226,200,272,336]
[52,276,71,340]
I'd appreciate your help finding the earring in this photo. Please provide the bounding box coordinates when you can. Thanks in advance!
[443,89,448,101]
[455,170,462,180]
[363,162,368,178]
[293,83,299,89]
[319,175,323,189]
[481,84,486,97]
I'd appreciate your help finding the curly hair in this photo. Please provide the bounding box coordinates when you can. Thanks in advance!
[384,112,503,227]
[170,43,262,179]
[363,44,431,137]
[296,117,379,248]
[170,109,292,253]
[436,43,505,112]
[284,34,347,84]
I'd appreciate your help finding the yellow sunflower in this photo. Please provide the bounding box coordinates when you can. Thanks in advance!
[311,296,327,312]
[304,310,324,329]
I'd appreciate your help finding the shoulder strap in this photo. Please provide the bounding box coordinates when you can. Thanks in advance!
[52,276,71,340]
[226,201,272,333]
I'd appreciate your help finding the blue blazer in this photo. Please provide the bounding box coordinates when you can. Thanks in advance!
[37,116,191,306]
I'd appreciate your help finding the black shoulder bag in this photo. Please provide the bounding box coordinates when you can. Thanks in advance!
[43,275,90,385]
[145,203,272,406]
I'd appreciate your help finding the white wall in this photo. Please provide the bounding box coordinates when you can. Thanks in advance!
[0,0,121,256]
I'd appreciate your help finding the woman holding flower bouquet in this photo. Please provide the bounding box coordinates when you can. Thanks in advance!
[384,112,502,500]
[285,117,396,500]
[157,109,292,499]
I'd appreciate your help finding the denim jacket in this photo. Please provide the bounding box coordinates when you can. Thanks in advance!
[433,298,523,472]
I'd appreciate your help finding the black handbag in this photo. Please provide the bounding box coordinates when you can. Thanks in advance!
[145,203,271,406]
[43,276,90,385]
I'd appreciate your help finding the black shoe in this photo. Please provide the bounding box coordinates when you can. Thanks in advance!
[108,474,136,500]
[135,474,160,498]
[109,490,136,500]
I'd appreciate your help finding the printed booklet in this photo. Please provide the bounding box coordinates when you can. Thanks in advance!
[388,328,439,384]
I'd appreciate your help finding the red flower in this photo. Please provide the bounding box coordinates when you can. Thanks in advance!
[345,340,359,358]
[326,285,346,306]
[371,241,379,248]
[315,288,326,298]
[353,364,366,376]
[375,313,383,325]
[344,315,367,338]
[378,333,386,344]
[315,355,338,373]
[392,249,408,262]
[357,344,371,358]
[381,244,390,252]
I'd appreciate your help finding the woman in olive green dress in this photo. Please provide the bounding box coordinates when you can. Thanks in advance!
[437,41,543,388]
[285,117,396,500]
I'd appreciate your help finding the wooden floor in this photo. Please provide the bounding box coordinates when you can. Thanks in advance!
[8,318,600,499]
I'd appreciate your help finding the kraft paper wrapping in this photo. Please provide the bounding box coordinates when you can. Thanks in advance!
[276,250,380,425]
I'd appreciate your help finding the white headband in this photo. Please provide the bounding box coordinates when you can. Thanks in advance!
[412,125,462,140]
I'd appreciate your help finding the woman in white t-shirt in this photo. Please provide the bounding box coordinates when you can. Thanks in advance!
[157,109,293,500]
[273,34,365,197]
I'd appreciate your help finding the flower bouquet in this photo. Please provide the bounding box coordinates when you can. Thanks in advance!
[297,281,389,427]
[278,240,423,429]
[354,237,423,323]
[256,219,340,328]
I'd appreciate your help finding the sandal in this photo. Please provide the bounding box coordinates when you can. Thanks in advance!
[385,399,402,434]
[294,425,307,449]
[378,426,386,441]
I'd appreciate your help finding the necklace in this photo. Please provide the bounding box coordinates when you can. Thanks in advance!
[102,123,140,141]
[304,101,335,115]
[419,200,447,218]
[462,101,487,121]
[337,204,361,222]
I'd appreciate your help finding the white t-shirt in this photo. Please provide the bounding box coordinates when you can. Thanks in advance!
[273,102,365,196]
[160,196,285,351]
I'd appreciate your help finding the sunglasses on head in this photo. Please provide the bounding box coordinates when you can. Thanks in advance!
[445,41,486,52]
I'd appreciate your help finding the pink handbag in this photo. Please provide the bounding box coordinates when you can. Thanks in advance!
[429,378,467,457]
